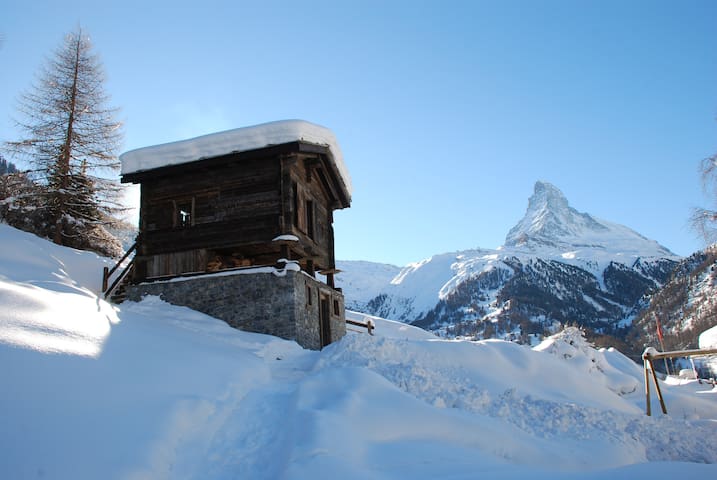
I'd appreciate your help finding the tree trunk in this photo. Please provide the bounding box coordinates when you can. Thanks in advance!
[53,31,81,245]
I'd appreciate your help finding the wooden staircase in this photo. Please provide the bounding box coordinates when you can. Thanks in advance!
[102,242,136,304]
[108,269,134,303]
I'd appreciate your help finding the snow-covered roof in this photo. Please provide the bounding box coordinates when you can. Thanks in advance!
[699,324,717,349]
[120,119,352,196]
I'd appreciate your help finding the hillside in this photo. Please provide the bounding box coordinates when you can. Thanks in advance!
[630,246,717,353]
[1,222,717,479]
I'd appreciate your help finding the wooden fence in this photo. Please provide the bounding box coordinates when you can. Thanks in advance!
[642,346,717,416]
[346,318,375,335]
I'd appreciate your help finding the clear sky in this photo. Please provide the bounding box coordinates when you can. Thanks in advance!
[2,0,716,266]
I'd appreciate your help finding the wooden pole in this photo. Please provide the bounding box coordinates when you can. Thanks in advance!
[645,347,717,360]
[102,266,109,293]
[648,358,668,415]
[644,358,652,416]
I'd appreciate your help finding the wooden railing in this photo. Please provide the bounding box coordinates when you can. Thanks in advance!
[102,242,137,299]
[642,346,717,416]
[347,318,375,335]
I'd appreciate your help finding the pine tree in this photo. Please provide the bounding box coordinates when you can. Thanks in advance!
[5,27,124,253]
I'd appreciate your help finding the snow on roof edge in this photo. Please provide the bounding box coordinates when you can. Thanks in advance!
[699,324,717,349]
[120,119,352,197]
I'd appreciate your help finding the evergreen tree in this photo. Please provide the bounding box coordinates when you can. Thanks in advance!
[5,27,124,252]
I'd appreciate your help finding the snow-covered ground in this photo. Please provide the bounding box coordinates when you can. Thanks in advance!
[1,223,716,479]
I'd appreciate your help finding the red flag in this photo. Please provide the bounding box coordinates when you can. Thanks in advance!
[655,316,664,344]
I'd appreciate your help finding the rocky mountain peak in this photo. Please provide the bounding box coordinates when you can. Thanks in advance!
[529,181,570,213]
[505,181,608,249]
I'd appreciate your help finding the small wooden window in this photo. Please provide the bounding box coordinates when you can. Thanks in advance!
[333,299,340,316]
[172,198,195,228]
[178,206,191,227]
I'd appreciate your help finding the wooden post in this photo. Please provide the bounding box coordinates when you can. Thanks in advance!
[648,358,668,415]
[644,358,652,416]
[306,259,315,277]
[102,266,109,293]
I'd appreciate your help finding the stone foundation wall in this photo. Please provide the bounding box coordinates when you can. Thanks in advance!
[125,268,346,350]
[295,276,346,349]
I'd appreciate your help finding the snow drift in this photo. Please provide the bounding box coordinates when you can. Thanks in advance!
[0,223,715,479]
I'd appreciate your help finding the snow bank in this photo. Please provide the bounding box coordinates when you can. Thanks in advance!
[119,119,352,196]
[1,224,716,479]
[317,333,717,471]
[698,325,717,379]
[534,327,641,396]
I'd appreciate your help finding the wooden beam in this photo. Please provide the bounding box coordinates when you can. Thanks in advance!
[317,268,342,275]
[347,319,375,336]
[647,357,667,415]
[644,358,652,416]
[643,347,717,361]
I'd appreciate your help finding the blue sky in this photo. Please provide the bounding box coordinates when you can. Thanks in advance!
[2,0,716,266]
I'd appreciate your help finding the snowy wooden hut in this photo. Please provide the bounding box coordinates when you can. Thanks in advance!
[115,120,352,349]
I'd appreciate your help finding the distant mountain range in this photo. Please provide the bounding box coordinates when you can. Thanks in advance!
[337,181,693,354]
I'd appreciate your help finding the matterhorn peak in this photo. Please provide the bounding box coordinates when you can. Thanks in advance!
[505,181,601,248]
[504,181,674,257]
[528,181,570,213]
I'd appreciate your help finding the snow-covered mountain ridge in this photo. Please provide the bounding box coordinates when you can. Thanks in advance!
[338,181,680,347]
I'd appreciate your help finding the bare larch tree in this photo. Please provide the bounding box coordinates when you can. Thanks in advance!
[692,150,717,244]
[5,27,124,250]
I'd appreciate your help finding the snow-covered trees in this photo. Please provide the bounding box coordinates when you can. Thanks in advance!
[0,155,18,175]
[4,28,124,256]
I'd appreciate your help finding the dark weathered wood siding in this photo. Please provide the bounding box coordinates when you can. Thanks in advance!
[284,155,336,270]
[124,142,349,280]
[140,156,281,252]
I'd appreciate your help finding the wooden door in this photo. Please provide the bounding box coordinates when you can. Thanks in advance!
[320,296,331,348]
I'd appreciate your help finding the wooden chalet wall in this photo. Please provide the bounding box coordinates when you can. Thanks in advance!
[123,141,350,281]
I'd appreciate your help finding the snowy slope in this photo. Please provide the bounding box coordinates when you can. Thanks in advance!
[1,223,716,479]
[334,260,402,311]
